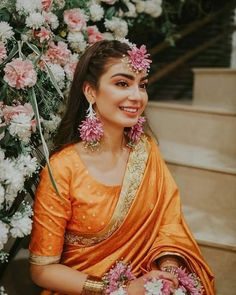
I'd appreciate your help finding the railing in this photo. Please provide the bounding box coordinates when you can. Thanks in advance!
[149,1,236,85]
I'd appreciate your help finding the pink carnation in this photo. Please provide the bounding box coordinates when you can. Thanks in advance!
[45,41,71,66]
[127,45,152,72]
[64,59,78,81]
[42,0,52,11]
[64,8,87,31]
[3,103,34,123]
[87,26,104,44]
[34,27,52,43]
[0,42,7,64]
[3,58,37,89]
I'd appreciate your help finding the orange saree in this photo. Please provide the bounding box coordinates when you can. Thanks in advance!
[29,135,215,294]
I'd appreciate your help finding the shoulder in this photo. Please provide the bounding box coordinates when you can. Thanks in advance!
[41,144,77,178]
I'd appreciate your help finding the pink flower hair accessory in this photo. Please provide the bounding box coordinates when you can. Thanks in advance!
[78,102,104,151]
[122,44,152,73]
[126,116,146,148]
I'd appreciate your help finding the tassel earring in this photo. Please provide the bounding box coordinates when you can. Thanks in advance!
[78,102,104,151]
[126,116,146,148]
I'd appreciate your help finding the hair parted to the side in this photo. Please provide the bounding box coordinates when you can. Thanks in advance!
[53,40,131,152]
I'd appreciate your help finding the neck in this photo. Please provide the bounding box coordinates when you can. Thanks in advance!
[102,124,126,154]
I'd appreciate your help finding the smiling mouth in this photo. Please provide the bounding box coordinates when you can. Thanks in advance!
[119,106,139,113]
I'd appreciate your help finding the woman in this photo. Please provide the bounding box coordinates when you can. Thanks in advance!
[29,40,215,295]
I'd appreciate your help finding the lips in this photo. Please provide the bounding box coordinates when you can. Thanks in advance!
[119,106,139,113]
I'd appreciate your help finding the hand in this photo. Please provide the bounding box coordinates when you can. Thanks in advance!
[126,270,179,295]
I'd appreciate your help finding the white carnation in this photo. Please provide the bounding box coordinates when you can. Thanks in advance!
[89,3,104,22]
[8,113,32,143]
[174,288,186,295]
[104,17,128,38]
[0,221,9,251]
[10,214,32,238]
[16,0,42,14]
[145,0,162,18]
[67,32,87,53]
[135,1,146,13]
[0,184,5,206]
[43,11,59,30]
[17,154,38,177]
[48,63,65,89]
[43,114,61,134]
[0,22,14,43]
[26,12,45,29]
[0,149,5,161]
[144,279,163,295]
[67,31,85,43]
[124,1,137,18]
[102,32,114,40]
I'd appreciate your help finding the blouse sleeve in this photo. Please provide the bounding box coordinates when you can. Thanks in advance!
[29,154,72,265]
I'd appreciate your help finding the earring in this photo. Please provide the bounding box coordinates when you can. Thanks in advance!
[126,116,146,148]
[78,102,104,151]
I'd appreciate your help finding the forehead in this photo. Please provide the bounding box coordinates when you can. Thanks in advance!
[102,59,148,79]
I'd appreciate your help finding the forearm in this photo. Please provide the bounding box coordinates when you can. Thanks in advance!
[30,263,88,295]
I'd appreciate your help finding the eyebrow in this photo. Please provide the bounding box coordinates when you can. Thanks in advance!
[110,73,148,81]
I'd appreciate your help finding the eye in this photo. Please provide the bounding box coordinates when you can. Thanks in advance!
[139,82,148,89]
[116,81,129,87]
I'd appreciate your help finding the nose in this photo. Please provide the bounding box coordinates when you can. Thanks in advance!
[128,85,142,101]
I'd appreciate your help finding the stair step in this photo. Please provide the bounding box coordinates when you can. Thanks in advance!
[159,140,236,174]
[166,162,236,247]
[193,68,236,108]
[199,242,236,295]
[146,101,236,158]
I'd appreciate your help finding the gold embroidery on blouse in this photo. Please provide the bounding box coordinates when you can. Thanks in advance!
[29,253,61,265]
[65,136,149,246]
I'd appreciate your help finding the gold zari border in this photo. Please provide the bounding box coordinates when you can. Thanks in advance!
[29,253,61,265]
[65,136,149,246]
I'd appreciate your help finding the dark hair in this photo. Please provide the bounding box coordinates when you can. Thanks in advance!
[53,40,131,151]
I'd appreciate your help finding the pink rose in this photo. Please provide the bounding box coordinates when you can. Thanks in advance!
[0,42,7,64]
[45,41,71,66]
[64,8,87,31]
[87,26,104,44]
[3,58,37,89]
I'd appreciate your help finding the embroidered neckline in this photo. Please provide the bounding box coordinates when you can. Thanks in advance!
[65,136,149,246]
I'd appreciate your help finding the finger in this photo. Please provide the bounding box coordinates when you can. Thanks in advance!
[158,273,179,288]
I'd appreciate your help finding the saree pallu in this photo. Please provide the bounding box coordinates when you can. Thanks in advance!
[29,136,215,294]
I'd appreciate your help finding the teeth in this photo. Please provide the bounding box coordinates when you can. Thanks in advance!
[120,107,138,113]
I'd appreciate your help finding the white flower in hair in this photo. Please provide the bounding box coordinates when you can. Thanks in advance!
[89,3,104,22]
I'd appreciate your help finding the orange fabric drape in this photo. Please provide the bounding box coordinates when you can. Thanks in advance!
[30,136,215,295]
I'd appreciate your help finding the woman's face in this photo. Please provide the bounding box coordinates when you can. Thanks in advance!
[92,60,149,130]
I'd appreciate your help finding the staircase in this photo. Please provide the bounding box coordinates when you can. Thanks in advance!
[146,68,236,295]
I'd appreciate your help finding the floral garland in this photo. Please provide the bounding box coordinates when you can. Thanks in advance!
[0,0,166,266]
[103,261,204,295]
